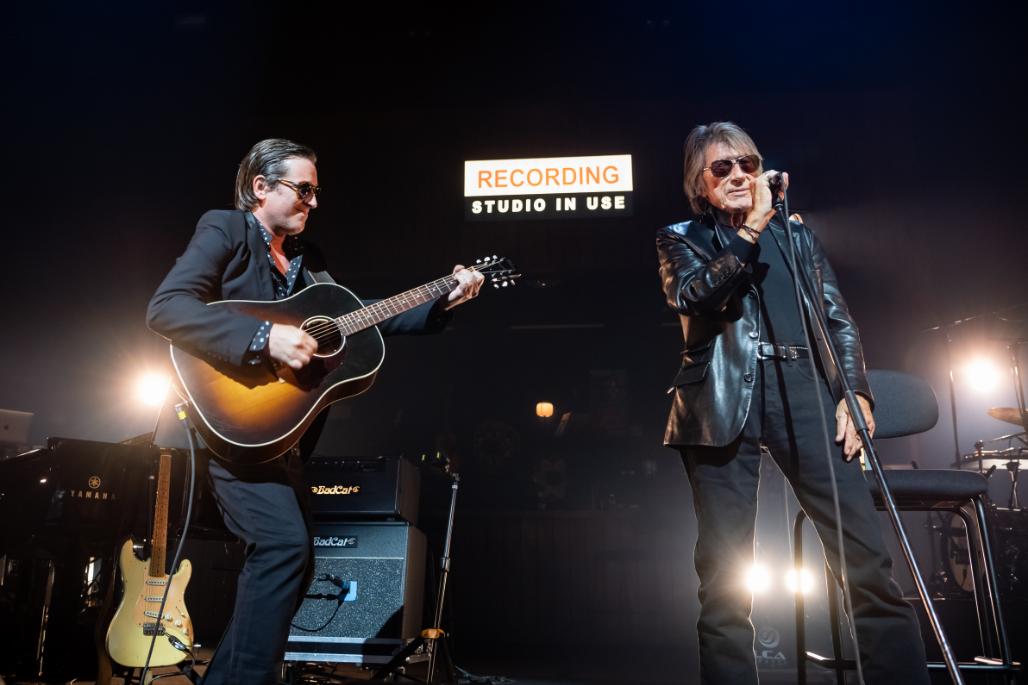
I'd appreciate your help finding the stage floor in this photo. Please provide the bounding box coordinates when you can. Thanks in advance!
[0,649,840,685]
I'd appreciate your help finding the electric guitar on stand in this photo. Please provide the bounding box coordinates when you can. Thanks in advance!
[170,256,519,464]
[105,449,193,667]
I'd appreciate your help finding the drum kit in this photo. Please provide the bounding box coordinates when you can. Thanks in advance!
[937,337,1027,600]
[961,407,1027,508]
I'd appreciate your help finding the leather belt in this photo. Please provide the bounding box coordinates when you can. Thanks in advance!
[756,342,809,361]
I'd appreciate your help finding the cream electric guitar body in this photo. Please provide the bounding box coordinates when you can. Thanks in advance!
[105,450,194,667]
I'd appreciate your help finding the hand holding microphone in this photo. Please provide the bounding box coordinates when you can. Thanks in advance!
[740,170,789,242]
[752,169,788,214]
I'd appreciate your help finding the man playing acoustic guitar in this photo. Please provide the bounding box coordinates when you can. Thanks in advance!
[147,138,483,684]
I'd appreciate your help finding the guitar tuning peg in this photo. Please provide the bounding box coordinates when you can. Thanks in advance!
[501,281,509,287]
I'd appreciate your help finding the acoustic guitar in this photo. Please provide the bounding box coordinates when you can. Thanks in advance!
[170,257,518,464]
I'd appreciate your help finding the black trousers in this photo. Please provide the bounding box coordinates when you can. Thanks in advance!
[201,450,313,685]
[680,357,929,685]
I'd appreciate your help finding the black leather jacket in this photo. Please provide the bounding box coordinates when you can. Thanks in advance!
[656,215,872,447]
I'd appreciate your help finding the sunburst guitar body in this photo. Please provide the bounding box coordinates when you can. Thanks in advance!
[171,257,518,464]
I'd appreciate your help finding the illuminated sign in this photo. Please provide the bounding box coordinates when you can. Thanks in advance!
[464,154,633,221]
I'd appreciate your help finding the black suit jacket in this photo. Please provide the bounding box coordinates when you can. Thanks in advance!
[656,215,871,447]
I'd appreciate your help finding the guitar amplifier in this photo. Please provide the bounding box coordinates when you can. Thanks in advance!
[285,521,425,665]
[304,455,420,524]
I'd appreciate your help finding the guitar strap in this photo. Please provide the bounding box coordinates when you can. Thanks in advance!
[305,269,336,285]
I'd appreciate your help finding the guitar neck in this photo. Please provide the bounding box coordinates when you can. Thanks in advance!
[336,273,461,335]
[148,450,172,578]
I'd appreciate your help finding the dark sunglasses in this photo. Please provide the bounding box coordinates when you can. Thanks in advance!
[703,154,761,178]
[277,179,322,201]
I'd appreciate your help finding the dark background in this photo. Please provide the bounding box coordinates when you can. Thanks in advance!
[2,1,1027,679]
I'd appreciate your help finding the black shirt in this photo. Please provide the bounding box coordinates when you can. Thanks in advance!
[723,224,807,346]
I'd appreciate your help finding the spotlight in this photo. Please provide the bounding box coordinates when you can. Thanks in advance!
[536,401,554,418]
[785,567,815,595]
[136,373,171,408]
[962,357,1002,394]
[744,563,771,594]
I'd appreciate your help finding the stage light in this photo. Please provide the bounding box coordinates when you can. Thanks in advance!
[962,357,1002,393]
[136,373,170,408]
[785,567,815,595]
[536,401,554,418]
[744,563,771,594]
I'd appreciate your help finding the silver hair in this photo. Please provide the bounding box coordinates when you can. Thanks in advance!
[682,122,762,214]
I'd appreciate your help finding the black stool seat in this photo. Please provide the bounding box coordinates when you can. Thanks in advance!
[868,468,988,508]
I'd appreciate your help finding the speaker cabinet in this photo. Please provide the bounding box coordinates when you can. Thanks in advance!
[285,522,425,665]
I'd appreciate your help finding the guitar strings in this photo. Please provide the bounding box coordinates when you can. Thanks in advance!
[294,277,453,341]
[297,262,505,342]
[299,275,459,341]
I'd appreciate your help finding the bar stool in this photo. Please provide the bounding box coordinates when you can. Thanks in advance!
[792,370,1020,684]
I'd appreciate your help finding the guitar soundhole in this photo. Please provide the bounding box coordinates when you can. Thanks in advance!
[302,316,346,357]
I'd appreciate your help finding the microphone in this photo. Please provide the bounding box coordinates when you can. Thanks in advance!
[768,171,785,210]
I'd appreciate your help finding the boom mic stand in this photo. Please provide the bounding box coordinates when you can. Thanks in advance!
[775,193,965,684]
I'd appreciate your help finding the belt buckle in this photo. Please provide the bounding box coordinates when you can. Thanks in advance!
[757,343,800,361]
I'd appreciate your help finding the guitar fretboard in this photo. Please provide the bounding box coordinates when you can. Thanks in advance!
[148,450,172,578]
[336,275,460,335]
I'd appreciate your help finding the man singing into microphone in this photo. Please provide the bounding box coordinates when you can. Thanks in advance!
[656,122,929,684]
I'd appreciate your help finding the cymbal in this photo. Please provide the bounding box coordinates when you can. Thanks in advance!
[988,431,1028,443]
[988,407,1027,426]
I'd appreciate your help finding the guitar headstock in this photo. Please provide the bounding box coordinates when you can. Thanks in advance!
[472,255,521,289]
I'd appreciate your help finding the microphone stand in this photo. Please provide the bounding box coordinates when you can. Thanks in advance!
[945,330,964,469]
[426,473,460,683]
[372,471,461,684]
[775,193,965,684]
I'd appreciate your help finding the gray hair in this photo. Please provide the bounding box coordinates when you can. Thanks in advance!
[234,138,317,210]
[682,122,762,214]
